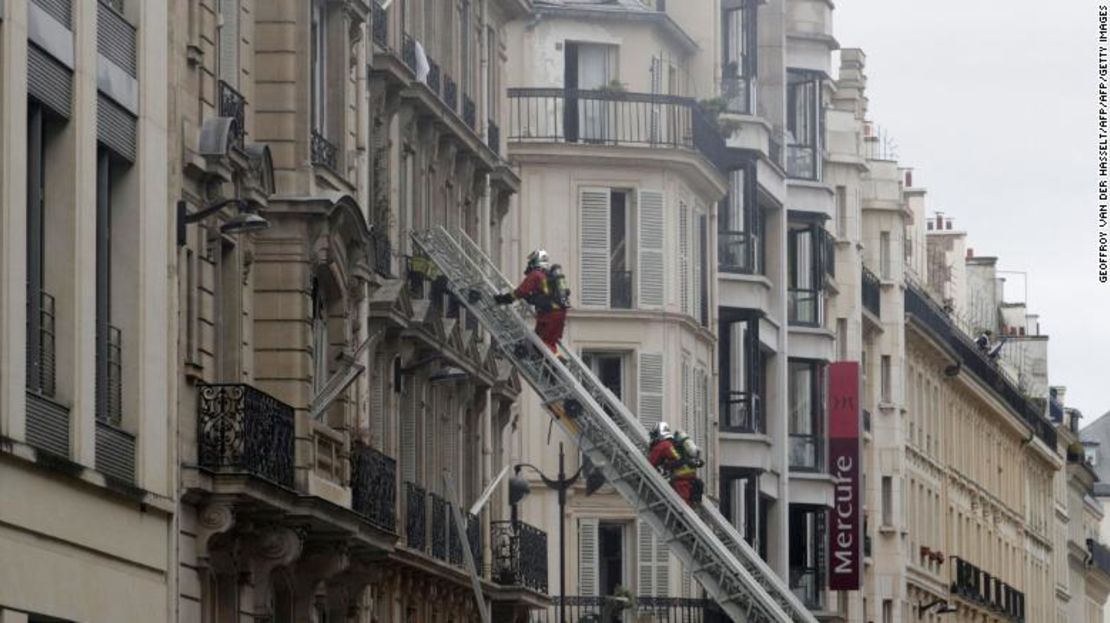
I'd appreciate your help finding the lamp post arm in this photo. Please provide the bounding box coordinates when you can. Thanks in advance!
[182,198,243,224]
[516,462,583,491]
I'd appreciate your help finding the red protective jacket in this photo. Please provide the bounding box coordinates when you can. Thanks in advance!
[513,268,563,313]
[648,439,696,480]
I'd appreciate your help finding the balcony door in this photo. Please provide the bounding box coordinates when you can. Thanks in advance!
[565,42,616,143]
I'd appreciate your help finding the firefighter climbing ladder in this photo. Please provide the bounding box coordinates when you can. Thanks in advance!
[412,227,818,623]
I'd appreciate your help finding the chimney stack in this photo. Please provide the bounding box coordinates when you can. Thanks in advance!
[967,248,974,259]
[935,213,944,231]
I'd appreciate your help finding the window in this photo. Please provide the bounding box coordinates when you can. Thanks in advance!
[786,70,822,180]
[564,42,618,143]
[578,188,635,309]
[720,166,763,274]
[697,212,709,326]
[26,103,55,397]
[880,355,892,403]
[789,505,827,609]
[1086,446,1098,467]
[721,0,757,114]
[835,186,847,238]
[881,476,893,527]
[459,0,471,94]
[722,469,760,549]
[788,218,827,326]
[882,599,893,623]
[217,0,240,86]
[880,231,892,279]
[598,522,627,596]
[720,310,762,433]
[582,351,626,405]
[95,148,124,426]
[486,26,498,122]
[788,360,824,470]
[311,0,327,133]
[836,318,847,361]
[312,279,330,394]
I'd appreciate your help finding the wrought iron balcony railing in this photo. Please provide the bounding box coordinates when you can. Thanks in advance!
[507,88,726,167]
[218,80,246,147]
[718,230,761,275]
[492,520,548,593]
[351,444,397,532]
[427,60,441,96]
[611,270,633,309]
[371,1,388,49]
[488,119,500,156]
[402,33,416,71]
[768,132,784,168]
[949,557,1025,622]
[26,289,56,397]
[905,282,1056,449]
[371,227,392,278]
[197,383,296,488]
[463,95,476,129]
[430,492,448,561]
[862,266,881,317]
[721,391,762,433]
[466,511,482,570]
[311,130,338,171]
[443,75,458,112]
[529,597,730,622]
[95,324,123,426]
[405,481,427,551]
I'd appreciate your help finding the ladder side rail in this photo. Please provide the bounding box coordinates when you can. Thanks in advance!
[413,229,800,622]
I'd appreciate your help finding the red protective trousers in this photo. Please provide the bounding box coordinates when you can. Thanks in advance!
[534,308,567,354]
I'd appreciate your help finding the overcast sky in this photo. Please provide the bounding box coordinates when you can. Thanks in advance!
[831,2,1108,423]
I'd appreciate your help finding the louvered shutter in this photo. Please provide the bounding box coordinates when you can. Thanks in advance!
[638,352,664,428]
[218,0,240,86]
[693,202,705,321]
[401,378,418,482]
[446,394,458,485]
[425,384,436,487]
[638,190,665,308]
[578,518,599,596]
[579,187,611,307]
[371,353,387,447]
[638,521,671,596]
[679,199,690,315]
[681,358,692,431]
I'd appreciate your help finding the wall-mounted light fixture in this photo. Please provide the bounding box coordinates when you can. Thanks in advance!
[177,198,270,246]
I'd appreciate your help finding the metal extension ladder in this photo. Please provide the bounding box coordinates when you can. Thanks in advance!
[412,227,818,623]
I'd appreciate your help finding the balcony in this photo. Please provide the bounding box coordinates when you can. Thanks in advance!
[405,481,427,551]
[463,94,476,129]
[719,230,761,275]
[1089,539,1110,577]
[611,270,633,309]
[430,492,448,560]
[507,88,725,167]
[949,557,1024,622]
[861,266,881,318]
[427,60,441,96]
[402,33,417,71]
[488,119,500,156]
[197,383,296,488]
[530,597,730,622]
[311,130,338,171]
[721,391,762,434]
[491,520,548,593]
[905,282,1056,449]
[371,227,392,278]
[444,75,459,112]
[218,80,246,147]
[371,1,388,49]
[351,445,397,532]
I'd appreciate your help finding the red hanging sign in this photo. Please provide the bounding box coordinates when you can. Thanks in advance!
[827,361,861,590]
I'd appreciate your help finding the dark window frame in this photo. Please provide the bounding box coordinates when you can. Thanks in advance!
[786,69,823,180]
[787,359,825,472]
[719,308,763,433]
[787,213,829,327]
[719,163,764,275]
[721,0,758,114]
[789,504,828,610]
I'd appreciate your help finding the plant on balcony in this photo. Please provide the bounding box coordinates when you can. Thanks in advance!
[698,96,744,136]
[596,79,628,94]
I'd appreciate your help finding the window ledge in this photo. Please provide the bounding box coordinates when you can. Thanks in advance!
[878,524,897,535]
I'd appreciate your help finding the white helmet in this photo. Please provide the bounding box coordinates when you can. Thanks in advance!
[650,422,673,442]
[527,248,551,271]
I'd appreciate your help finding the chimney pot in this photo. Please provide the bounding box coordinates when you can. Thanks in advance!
[967,248,974,259]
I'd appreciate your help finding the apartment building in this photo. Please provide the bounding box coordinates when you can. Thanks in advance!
[171,0,544,622]
[0,1,176,621]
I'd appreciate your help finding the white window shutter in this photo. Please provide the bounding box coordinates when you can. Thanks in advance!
[693,201,704,321]
[679,199,690,315]
[638,190,665,308]
[371,353,387,447]
[579,187,611,307]
[681,358,692,431]
[578,518,599,596]
[638,521,671,596]
[218,0,240,86]
[638,352,664,428]
[401,378,419,482]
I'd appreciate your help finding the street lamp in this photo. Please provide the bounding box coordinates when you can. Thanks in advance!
[509,443,605,623]
[176,197,270,246]
[918,598,957,618]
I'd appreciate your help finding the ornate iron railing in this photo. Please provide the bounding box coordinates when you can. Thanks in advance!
[402,33,416,70]
[26,289,56,396]
[718,230,761,275]
[351,445,397,532]
[311,130,338,170]
[529,596,731,622]
[218,80,246,147]
[95,324,123,426]
[949,557,1025,622]
[466,512,482,570]
[371,1,388,49]
[610,270,633,309]
[427,60,441,96]
[430,493,448,560]
[488,119,500,156]
[862,266,881,318]
[371,227,392,277]
[721,391,761,433]
[491,520,548,593]
[463,95,476,129]
[443,75,458,112]
[905,282,1056,449]
[197,383,296,488]
[405,481,427,551]
[448,506,464,566]
[507,88,726,167]
[768,132,783,168]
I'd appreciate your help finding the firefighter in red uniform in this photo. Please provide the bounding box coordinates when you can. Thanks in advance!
[493,249,569,355]
[648,422,704,507]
